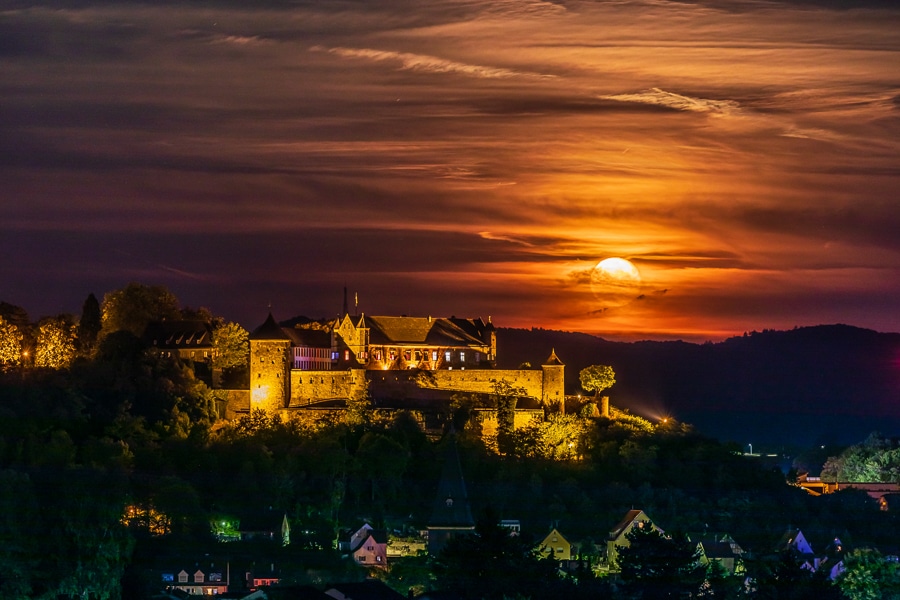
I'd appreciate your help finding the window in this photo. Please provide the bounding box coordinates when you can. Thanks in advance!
[445,351,451,362]
[358,555,366,562]
[432,351,438,361]
[162,574,174,582]
[344,350,350,361]
[178,572,188,583]
[194,572,204,583]
[209,573,222,582]
[460,352,465,362]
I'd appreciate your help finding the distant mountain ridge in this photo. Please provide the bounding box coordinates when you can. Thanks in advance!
[497,324,900,447]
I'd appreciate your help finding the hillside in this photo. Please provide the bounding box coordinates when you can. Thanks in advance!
[497,325,900,447]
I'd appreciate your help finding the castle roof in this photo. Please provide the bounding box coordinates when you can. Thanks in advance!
[250,313,291,341]
[543,348,564,366]
[363,316,488,348]
[282,327,331,348]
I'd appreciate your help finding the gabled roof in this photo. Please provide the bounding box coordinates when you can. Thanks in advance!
[609,509,655,540]
[360,316,488,348]
[687,532,743,559]
[250,313,291,341]
[777,528,815,556]
[541,528,570,546]
[429,435,475,529]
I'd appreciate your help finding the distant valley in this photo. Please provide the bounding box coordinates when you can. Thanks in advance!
[496,324,900,448]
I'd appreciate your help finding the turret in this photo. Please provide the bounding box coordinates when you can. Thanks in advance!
[541,348,565,414]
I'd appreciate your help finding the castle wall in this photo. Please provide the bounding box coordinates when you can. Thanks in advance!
[286,368,549,404]
[289,369,366,405]
[417,369,545,398]
[223,389,250,420]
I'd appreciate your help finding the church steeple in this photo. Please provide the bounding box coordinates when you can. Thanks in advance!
[427,434,475,555]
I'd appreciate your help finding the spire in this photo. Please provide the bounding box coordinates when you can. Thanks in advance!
[429,435,474,529]
[543,348,564,366]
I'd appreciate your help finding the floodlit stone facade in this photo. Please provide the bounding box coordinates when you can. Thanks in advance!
[247,312,565,416]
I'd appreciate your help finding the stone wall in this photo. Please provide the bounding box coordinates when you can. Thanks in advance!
[287,367,548,404]
[289,368,366,405]
[250,339,291,412]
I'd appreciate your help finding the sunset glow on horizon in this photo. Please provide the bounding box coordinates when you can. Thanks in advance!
[1,0,899,342]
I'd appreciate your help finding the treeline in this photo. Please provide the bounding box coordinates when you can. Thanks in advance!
[1,285,899,599]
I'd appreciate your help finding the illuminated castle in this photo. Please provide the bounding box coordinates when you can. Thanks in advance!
[248,312,565,416]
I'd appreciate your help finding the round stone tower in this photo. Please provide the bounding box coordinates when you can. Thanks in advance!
[249,313,292,415]
[541,348,565,414]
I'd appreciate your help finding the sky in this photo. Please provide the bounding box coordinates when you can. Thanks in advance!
[1,0,899,342]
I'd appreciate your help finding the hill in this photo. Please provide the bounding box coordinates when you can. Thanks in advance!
[497,324,900,448]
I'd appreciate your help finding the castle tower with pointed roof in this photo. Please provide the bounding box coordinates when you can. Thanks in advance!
[541,348,565,414]
[250,313,292,414]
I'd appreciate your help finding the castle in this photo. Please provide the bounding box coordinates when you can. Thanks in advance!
[247,312,565,416]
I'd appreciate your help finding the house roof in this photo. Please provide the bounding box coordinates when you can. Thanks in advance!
[428,435,475,529]
[541,528,570,546]
[250,313,291,341]
[609,509,653,540]
[687,533,743,559]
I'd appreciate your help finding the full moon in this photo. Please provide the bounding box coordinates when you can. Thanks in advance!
[590,258,642,308]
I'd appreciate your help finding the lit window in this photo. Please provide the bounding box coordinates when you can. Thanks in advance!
[344,350,349,361]
[432,351,438,361]
[162,574,174,582]
[460,352,465,362]
[445,351,451,362]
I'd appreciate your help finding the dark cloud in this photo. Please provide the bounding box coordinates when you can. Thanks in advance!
[1,0,898,339]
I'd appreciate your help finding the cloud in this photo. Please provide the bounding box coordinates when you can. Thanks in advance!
[598,88,741,116]
[312,46,551,79]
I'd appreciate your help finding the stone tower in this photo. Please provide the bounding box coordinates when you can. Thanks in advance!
[249,313,292,415]
[541,348,565,414]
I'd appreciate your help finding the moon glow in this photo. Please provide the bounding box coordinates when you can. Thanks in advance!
[591,258,642,308]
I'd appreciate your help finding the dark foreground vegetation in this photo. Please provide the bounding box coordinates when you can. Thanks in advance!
[1,285,900,599]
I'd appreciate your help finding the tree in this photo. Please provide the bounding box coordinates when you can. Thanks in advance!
[34,317,77,369]
[617,525,704,599]
[100,282,180,338]
[0,315,23,367]
[212,321,249,371]
[346,378,372,426]
[491,379,525,455]
[431,509,561,600]
[77,293,102,357]
[837,548,900,600]
[579,365,616,411]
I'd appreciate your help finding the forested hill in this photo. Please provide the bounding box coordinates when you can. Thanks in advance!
[497,324,900,447]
